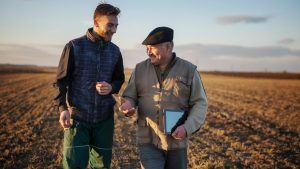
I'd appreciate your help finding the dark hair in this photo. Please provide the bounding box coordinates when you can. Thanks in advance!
[93,3,120,19]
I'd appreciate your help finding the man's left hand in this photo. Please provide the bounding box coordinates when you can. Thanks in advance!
[96,81,112,95]
[171,125,187,139]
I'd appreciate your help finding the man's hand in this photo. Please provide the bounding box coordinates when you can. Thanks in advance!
[59,110,71,129]
[96,81,112,95]
[119,97,136,117]
[172,125,187,139]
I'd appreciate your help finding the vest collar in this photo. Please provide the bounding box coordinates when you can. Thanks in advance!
[86,28,107,47]
[154,52,178,71]
[168,52,178,69]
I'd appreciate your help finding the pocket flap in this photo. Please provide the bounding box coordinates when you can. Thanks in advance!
[176,76,191,86]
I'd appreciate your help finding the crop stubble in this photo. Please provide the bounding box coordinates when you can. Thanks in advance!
[0,71,299,168]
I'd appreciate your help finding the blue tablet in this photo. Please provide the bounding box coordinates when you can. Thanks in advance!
[164,109,184,134]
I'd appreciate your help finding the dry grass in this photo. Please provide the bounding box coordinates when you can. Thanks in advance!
[0,64,56,74]
[0,67,299,168]
[202,71,300,79]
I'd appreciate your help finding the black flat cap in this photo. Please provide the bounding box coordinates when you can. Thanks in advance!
[142,27,174,45]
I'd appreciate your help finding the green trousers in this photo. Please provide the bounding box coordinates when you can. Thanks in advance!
[63,117,114,169]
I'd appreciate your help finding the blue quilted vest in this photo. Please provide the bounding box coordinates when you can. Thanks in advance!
[68,28,120,123]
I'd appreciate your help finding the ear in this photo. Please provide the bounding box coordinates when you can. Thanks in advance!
[94,19,98,27]
[166,42,172,52]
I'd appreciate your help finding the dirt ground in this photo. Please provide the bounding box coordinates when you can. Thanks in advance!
[0,71,299,168]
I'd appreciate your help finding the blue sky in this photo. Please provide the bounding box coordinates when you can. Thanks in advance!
[1,0,300,72]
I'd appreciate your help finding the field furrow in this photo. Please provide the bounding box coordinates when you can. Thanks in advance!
[1,72,299,169]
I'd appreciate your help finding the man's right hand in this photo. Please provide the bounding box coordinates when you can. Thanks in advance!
[59,110,71,129]
[119,98,136,117]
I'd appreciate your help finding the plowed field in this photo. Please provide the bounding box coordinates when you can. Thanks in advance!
[0,70,299,168]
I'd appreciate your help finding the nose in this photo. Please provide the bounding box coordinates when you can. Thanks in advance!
[146,48,152,55]
[111,25,117,33]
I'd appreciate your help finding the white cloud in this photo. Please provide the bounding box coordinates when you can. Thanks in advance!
[277,38,296,45]
[0,44,60,66]
[217,16,270,25]
[122,43,300,72]
[1,43,300,72]
[175,44,300,58]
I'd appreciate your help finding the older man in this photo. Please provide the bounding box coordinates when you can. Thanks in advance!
[119,27,208,169]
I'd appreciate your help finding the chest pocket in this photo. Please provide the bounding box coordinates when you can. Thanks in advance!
[173,76,191,98]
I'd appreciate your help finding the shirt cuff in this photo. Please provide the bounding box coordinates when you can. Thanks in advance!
[110,84,117,94]
[183,123,193,136]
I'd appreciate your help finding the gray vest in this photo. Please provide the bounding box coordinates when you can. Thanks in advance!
[135,57,196,150]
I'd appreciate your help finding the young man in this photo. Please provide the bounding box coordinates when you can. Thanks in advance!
[54,3,124,169]
[119,27,208,169]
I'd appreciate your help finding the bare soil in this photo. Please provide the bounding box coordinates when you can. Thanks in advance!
[0,70,299,168]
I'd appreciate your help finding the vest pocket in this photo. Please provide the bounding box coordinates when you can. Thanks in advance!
[173,76,191,98]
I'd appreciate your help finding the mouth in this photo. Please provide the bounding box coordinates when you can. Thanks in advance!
[108,32,114,36]
[149,55,155,59]
[149,55,157,62]
[105,32,114,40]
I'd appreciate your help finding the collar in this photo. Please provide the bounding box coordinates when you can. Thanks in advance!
[154,52,177,72]
[86,28,107,47]
[168,52,178,68]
